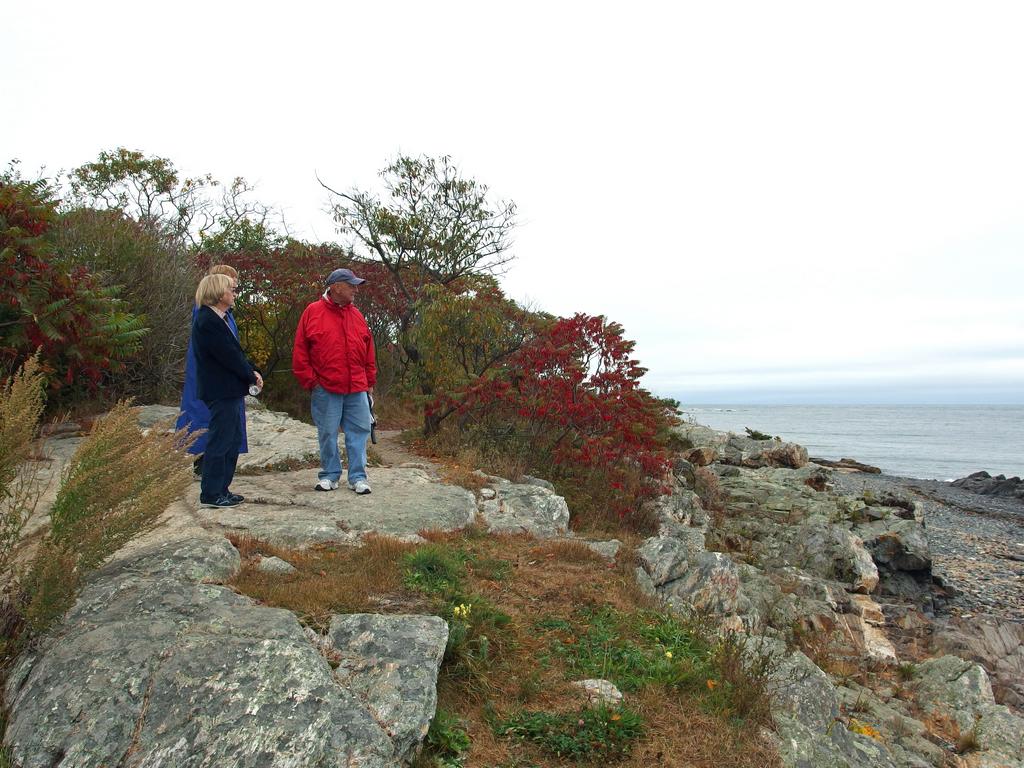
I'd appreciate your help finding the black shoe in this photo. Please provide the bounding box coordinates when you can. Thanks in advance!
[200,495,239,509]
[226,493,244,504]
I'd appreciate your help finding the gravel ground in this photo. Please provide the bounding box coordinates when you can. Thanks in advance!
[830,472,1024,623]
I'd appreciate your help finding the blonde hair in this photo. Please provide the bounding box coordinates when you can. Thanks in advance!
[195,274,233,307]
[208,264,238,279]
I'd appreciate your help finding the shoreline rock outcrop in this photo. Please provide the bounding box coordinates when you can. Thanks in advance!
[5,406,1023,768]
[952,471,1024,502]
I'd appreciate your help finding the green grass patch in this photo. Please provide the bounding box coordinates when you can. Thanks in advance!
[543,606,713,693]
[416,708,471,767]
[496,705,644,762]
[443,593,513,680]
[402,545,467,594]
[469,555,511,581]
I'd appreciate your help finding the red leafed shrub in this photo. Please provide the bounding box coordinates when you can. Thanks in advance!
[0,178,145,400]
[434,313,676,530]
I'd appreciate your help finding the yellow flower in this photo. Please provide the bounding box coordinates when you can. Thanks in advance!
[706,679,718,690]
[610,713,622,721]
[664,651,673,659]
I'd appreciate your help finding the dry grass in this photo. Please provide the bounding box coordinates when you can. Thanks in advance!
[439,463,491,494]
[20,402,197,634]
[373,395,422,431]
[228,534,420,630]
[229,529,780,767]
[0,356,47,576]
[527,539,608,565]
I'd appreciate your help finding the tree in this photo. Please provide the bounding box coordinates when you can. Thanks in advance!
[411,279,541,425]
[67,148,216,245]
[52,207,198,402]
[322,155,517,430]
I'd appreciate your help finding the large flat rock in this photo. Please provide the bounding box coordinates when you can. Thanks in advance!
[3,528,407,768]
[199,467,477,546]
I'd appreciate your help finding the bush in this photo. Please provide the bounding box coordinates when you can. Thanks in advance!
[0,176,146,403]
[496,705,644,762]
[53,208,199,402]
[432,314,675,530]
[19,402,195,635]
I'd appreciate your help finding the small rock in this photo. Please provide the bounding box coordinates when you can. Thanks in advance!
[256,556,297,574]
[572,679,623,706]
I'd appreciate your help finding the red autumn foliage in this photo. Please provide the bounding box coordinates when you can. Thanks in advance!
[1,179,144,397]
[434,313,675,524]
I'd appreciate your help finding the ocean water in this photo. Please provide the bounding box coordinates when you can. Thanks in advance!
[679,405,1024,481]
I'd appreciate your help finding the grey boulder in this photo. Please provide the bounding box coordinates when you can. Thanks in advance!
[479,481,570,538]
[327,614,449,763]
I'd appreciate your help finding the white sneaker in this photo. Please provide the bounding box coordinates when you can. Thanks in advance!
[349,480,372,495]
[315,478,339,491]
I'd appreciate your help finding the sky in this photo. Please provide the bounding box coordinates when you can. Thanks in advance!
[3,1,1022,404]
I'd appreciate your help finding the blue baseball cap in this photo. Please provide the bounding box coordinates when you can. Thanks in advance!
[326,268,366,286]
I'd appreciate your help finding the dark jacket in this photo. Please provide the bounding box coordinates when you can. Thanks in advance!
[192,305,257,402]
[292,296,377,393]
[177,306,248,453]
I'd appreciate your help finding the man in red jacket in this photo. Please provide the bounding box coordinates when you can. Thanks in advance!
[293,268,377,494]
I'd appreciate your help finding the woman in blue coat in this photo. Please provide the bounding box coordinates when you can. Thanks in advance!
[177,265,248,475]
[191,273,262,507]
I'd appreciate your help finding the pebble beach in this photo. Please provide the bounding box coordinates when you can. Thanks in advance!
[830,471,1024,623]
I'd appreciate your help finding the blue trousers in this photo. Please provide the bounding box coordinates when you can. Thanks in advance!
[310,387,371,484]
[200,397,243,502]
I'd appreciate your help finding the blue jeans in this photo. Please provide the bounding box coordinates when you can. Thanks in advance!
[310,387,371,484]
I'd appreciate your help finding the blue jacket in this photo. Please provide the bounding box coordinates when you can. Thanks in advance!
[177,306,250,454]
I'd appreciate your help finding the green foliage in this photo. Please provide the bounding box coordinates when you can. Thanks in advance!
[199,206,285,256]
[325,154,518,430]
[896,662,917,682]
[402,545,467,594]
[744,427,774,441]
[421,708,471,766]
[411,280,539,401]
[53,207,197,402]
[496,705,644,762]
[328,154,516,291]
[544,607,710,692]
[538,606,776,723]
[402,542,513,682]
[442,594,511,680]
[67,147,215,243]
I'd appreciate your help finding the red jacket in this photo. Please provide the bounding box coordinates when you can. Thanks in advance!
[292,296,377,393]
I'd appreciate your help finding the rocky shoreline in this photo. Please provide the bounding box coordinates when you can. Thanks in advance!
[829,471,1024,624]
[4,406,1024,767]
